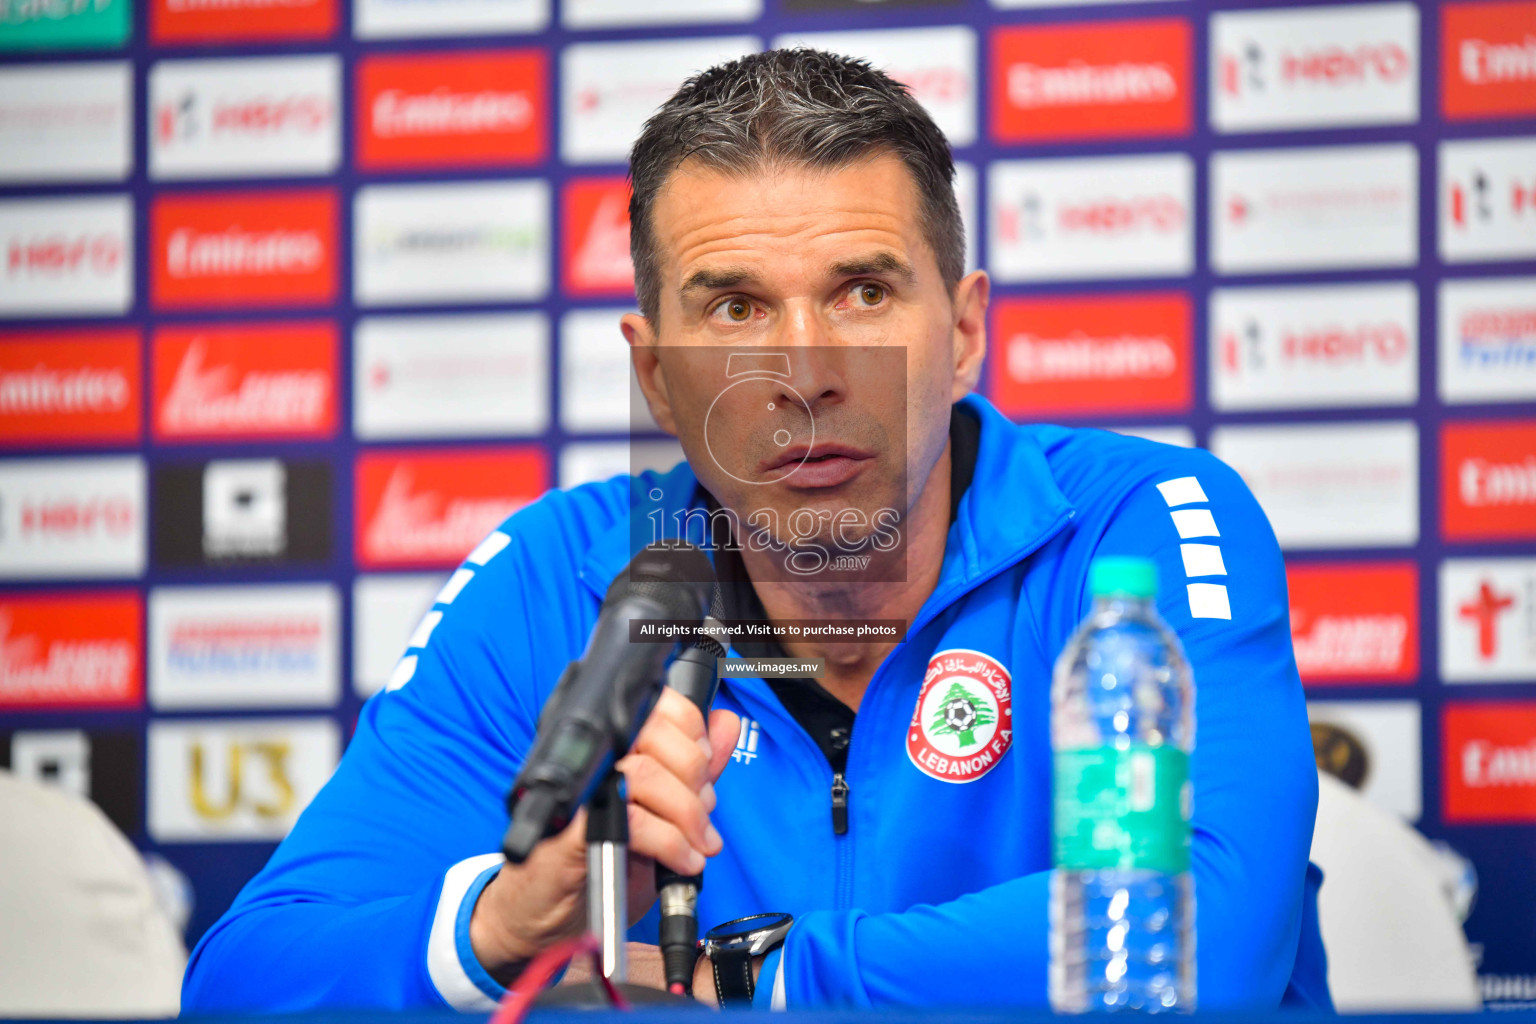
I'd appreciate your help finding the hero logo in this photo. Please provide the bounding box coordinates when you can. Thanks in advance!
[0,332,140,445]
[0,457,145,579]
[562,178,632,296]
[988,155,1193,283]
[1287,562,1417,683]
[0,592,140,709]
[1443,703,1536,821]
[1439,277,1536,404]
[988,293,1190,417]
[152,190,336,308]
[1440,559,1536,683]
[1443,1,1536,120]
[153,323,335,441]
[148,56,339,180]
[1443,421,1536,542]
[1211,4,1418,131]
[358,51,545,170]
[990,19,1190,142]
[355,449,548,567]
[1441,138,1536,263]
[1211,284,1416,411]
[0,196,132,316]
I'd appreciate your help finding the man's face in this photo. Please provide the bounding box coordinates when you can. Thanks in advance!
[623,153,986,568]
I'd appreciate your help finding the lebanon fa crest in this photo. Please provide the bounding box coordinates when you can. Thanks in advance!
[907,648,1013,783]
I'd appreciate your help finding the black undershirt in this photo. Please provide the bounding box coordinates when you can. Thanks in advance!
[711,403,981,776]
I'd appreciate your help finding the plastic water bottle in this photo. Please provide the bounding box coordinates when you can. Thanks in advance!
[1049,557,1195,1013]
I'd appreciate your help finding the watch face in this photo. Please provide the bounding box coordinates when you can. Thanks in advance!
[705,912,794,953]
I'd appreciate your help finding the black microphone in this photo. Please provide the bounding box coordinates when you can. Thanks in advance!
[501,542,714,864]
[656,586,727,995]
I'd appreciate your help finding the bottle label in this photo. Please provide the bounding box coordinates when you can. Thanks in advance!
[1052,745,1190,873]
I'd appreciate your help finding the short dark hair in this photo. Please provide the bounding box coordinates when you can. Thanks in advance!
[627,48,964,321]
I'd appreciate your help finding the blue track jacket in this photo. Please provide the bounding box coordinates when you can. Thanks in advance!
[182,395,1331,1012]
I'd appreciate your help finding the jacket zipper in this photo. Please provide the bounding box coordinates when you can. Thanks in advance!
[830,771,849,836]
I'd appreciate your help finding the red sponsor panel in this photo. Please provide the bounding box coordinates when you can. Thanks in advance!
[1442,1,1536,121]
[1443,702,1536,822]
[988,293,1191,418]
[0,330,141,446]
[151,190,338,310]
[1442,420,1536,541]
[562,177,633,297]
[1286,562,1419,684]
[990,19,1192,142]
[0,590,142,710]
[151,0,336,44]
[356,50,547,171]
[355,447,549,568]
[152,322,337,443]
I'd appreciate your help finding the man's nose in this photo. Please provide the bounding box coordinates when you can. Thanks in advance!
[773,316,847,414]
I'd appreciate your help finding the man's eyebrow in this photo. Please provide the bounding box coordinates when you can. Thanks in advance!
[680,266,756,297]
[829,252,916,283]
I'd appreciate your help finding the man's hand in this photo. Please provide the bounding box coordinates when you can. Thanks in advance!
[561,942,718,1005]
[469,690,739,986]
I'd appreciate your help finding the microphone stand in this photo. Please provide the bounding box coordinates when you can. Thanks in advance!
[586,770,629,983]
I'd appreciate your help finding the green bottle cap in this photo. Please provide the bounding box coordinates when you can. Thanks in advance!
[1090,556,1158,600]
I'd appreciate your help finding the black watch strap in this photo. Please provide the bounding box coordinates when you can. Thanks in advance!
[711,948,756,1008]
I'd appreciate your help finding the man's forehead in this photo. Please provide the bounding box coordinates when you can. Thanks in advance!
[649,154,931,281]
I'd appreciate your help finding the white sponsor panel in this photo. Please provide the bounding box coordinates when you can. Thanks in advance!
[558,440,686,490]
[352,573,446,698]
[565,0,757,27]
[1440,137,1536,264]
[147,716,339,841]
[1211,144,1417,273]
[1109,425,1196,448]
[1439,277,1536,404]
[1308,699,1422,821]
[771,26,977,146]
[354,180,549,306]
[0,456,144,579]
[559,309,657,433]
[0,195,132,318]
[988,154,1194,283]
[1440,558,1536,684]
[354,313,549,440]
[9,730,91,799]
[354,0,547,38]
[0,62,132,184]
[1210,3,1419,133]
[1211,421,1418,549]
[149,584,339,709]
[148,56,341,181]
[561,36,759,164]
[1210,282,1418,410]
[955,161,978,274]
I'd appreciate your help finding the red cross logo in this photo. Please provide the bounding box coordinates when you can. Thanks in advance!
[1459,581,1515,660]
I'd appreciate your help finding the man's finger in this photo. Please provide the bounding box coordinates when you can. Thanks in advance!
[631,714,711,792]
[646,687,707,741]
[627,802,706,875]
[616,752,715,853]
[706,708,740,783]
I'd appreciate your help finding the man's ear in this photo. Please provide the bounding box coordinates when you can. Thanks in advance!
[621,312,679,437]
[949,269,989,402]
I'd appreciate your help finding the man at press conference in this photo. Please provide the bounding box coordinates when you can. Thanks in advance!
[181,50,1330,1012]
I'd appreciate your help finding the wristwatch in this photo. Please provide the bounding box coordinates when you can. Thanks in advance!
[700,912,794,1008]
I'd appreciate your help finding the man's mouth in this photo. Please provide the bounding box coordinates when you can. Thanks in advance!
[760,442,874,488]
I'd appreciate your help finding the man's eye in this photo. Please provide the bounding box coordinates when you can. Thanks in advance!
[721,298,752,322]
[855,283,886,306]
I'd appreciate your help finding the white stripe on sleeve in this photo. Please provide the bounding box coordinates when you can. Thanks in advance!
[426,853,505,1012]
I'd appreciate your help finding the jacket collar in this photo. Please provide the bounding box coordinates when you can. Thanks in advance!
[577,394,1077,618]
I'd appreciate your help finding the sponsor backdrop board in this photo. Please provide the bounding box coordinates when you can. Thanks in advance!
[1,0,1534,1001]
